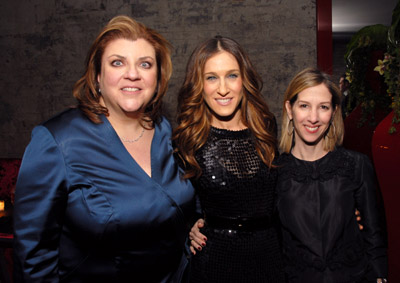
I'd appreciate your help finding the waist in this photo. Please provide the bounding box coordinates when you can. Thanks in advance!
[205,214,274,231]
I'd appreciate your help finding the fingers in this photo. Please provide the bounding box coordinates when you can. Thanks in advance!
[190,238,204,252]
[197,218,205,228]
[189,218,207,253]
[355,209,363,230]
[190,245,196,255]
[189,229,206,248]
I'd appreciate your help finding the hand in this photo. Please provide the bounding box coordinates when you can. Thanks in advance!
[189,218,207,255]
[355,209,363,230]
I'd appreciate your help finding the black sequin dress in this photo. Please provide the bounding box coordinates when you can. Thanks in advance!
[189,127,285,283]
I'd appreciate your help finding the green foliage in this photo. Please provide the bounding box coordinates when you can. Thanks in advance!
[375,1,400,133]
[345,24,391,127]
[345,25,388,60]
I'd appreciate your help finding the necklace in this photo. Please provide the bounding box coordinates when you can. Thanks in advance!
[120,127,145,143]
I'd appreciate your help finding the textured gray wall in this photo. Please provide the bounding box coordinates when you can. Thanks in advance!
[0,0,317,158]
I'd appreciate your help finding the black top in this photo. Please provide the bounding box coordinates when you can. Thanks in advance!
[276,147,387,283]
[190,127,285,283]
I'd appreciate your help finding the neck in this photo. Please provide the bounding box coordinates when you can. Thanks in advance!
[106,113,147,142]
[211,115,246,131]
[211,120,247,131]
[291,141,329,161]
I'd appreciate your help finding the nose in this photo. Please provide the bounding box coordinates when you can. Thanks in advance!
[217,79,229,96]
[308,108,319,123]
[125,65,140,80]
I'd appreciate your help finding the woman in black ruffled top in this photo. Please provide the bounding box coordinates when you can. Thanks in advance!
[277,68,388,282]
[172,36,285,282]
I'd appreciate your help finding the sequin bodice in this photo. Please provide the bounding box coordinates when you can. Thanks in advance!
[190,127,284,283]
[193,127,277,219]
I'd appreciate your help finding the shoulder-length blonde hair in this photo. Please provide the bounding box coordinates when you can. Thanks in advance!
[73,15,172,126]
[279,67,344,153]
[172,36,277,179]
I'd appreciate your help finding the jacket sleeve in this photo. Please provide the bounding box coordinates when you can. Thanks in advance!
[354,153,388,280]
[14,126,68,282]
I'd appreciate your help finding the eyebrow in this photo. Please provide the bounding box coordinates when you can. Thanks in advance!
[204,69,240,74]
[107,54,155,61]
[297,100,332,104]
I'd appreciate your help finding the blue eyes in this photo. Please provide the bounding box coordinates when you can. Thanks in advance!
[112,60,123,66]
[110,60,152,68]
[205,73,239,81]
[140,62,151,68]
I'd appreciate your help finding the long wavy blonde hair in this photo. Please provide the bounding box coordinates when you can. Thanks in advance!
[172,36,277,179]
[279,68,344,153]
[73,15,172,126]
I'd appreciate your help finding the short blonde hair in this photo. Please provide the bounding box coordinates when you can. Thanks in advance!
[279,68,344,153]
[73,15,172,125]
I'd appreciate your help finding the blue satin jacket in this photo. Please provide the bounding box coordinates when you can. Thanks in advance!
[14,108,195,282]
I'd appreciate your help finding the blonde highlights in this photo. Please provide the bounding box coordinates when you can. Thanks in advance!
[279,68,344,153]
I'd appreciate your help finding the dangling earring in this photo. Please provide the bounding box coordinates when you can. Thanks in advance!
[325,122,336,139]
[287,119,294,135]
[98,88,101,93]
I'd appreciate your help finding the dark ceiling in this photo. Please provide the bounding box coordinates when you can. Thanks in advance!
[332,0,398,33]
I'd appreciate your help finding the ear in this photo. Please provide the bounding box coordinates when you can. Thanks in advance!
[285,100,293,120]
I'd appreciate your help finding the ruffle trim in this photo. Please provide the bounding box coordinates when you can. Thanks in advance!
[278,147,356,183]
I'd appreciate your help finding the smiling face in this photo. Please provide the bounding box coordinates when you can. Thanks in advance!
[202,51,244,128]
[286,83,335,149]
[97,38,158,119]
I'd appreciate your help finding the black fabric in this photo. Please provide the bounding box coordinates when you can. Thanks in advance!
[205,214,273,231]
[190,127,285,283]
[276,147,387,283]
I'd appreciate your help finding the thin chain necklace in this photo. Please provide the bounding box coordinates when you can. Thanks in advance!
[120,127,145,143]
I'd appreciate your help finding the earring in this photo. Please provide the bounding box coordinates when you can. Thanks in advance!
[287,119,294,135]
[325,123,336,139]
[99,88,101,93]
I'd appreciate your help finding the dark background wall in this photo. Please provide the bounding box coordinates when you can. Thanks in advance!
[0,0,317,158]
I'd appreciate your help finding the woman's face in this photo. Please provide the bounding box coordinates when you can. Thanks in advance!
[97,38,158,118]
[285,83,335,147]
[202,51,244,128]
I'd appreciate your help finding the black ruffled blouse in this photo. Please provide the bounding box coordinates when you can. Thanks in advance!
[276,147,387,283]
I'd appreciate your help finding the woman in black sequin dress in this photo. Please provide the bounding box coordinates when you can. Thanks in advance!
[172,36,285,282]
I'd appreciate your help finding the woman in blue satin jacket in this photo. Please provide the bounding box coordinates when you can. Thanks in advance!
[13,15,195,282]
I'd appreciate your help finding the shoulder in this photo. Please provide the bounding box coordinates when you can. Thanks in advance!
[157,116,172,130]
[42,108,91,131]
[155,116,173,136]
[336,148,375,185]
[36,108,95,144]
[276,152,292,166]
[336,147,371,164]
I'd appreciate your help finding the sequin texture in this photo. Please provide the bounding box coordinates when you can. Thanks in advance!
[190,127,285,283]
